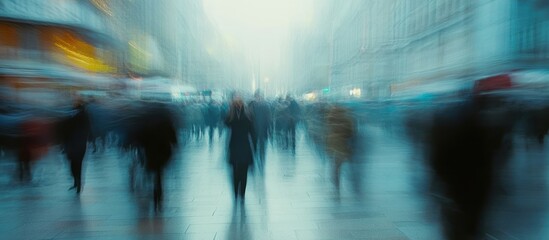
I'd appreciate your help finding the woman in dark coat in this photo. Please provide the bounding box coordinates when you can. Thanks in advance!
[225,97,256,200]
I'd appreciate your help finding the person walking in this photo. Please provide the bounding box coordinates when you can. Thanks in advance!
[225,97,256,201]
[248,91,272,171]
[286,96,300,152]
[428,94,510,240]
[204,100,220,144]
[61,99,91,194]
[325,105,356,189]
[18,117,51,182]
[135,102,178,211]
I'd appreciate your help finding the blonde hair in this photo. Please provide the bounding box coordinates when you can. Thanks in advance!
[227,97,248,121]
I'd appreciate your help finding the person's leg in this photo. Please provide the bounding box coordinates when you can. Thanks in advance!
[70,156,83,193]
[70,157,77,186]
[208,125,213,144]
[290,125,296,151]
[232,165,240,199]
[92,137,97,153]
[98,136,105,153]
[239,165,249,198]
[154,169,163,211]
[129,158,136,192]
[257,138,267,173]
[284,128,290,149]
[259,138,266,162]
[334,158,342,188]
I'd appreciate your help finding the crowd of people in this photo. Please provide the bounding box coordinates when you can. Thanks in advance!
[0,91,317,209]
[2,88,549,239]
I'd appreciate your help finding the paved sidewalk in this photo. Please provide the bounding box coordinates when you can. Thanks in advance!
[0,125,546,239]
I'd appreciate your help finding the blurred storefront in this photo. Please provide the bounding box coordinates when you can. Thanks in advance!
[0,0,123,92]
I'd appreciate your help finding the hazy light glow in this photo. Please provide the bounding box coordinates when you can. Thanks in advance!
[203,0,313,51]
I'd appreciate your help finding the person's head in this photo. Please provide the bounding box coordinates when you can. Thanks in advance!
[231,96,244,110]
[227,96,246,121]
[254,89,263,100]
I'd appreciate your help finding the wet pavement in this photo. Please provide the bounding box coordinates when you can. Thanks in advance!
[0,124,548,240]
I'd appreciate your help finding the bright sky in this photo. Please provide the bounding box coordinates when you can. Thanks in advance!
[202,0,314,53]
[202,0,316,92]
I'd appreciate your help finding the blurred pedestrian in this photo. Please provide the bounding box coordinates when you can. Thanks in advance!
[225,97,256,201]
[325,105,356,189]
[204,99,220,144]
[274,97,289,148]
[285,96,300,151]
[135,103,178,211]
[61,99,91,194]
[428,94,510,239]
[248,90,272,171]
[524,106,549,146]
[86,97,110,154]
[18,117,51,182]
[218,101,229,138]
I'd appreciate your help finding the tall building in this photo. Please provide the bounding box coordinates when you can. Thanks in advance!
[291,0,549,99]
[390,0,549,93]
[286,0,333,95]
[330,0,397,99]
[108,0,243,91]
[289,0,397,99]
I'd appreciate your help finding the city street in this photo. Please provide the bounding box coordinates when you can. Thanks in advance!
[2,0,549,239]
[0,123,548,240]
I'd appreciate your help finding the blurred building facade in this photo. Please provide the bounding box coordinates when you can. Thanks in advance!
[0,0,122,90]
[106,0,247,91]
[0,0,249,97]
[292,0,549,99]
[390,0,549,94]
[329,0,396,99]
[286,0,333,96]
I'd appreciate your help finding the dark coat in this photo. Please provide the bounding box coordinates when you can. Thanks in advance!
[225,107,256,166]
[204,102,220,127]
[288,100,301,126]
[62,105,91,160]
[135,104,178,172]
[428,97,510,238]
[248,100,272,140]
